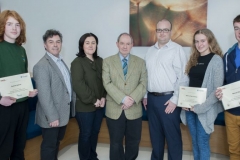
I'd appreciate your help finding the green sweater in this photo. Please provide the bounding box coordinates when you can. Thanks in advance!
[71,56,106,112]
[0,40,28,102]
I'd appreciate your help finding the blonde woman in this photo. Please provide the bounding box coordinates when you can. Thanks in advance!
[181,29,224,160]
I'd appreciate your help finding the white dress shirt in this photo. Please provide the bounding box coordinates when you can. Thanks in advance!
[145,40,189,104]
[47,52,72,101]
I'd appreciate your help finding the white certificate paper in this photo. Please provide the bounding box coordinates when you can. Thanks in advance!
[219,81,240,110]
[0,73,33,99]
[178,86,207,108]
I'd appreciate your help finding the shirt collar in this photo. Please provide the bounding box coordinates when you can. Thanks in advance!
[47,52,62,62]
[119,53,130,61]
[154,40,172,49]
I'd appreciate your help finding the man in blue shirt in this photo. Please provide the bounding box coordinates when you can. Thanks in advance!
[216,14,240,160]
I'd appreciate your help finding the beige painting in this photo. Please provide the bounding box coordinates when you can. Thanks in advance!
[130,0,208,46]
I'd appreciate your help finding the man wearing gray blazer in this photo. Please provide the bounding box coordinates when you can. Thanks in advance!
[102,33,147,160]
[33,29,75,160]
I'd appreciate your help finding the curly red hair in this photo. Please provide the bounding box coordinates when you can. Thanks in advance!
[0,10,26,45]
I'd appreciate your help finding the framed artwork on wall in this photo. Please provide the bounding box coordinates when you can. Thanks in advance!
[130,0,208,47]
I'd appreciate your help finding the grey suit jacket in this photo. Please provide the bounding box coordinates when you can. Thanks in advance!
[102,54,147,120]
[33,53,76,128]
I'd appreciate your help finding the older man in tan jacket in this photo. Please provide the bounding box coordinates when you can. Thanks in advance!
[102,33,147,160]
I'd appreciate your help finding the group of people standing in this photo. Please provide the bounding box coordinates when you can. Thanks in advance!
[0,9,240,160]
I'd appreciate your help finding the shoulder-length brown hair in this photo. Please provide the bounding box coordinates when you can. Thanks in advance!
[185,29,223,74]
[0,10,26,45]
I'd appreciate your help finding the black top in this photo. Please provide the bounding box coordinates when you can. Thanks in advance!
[189,53,214,87]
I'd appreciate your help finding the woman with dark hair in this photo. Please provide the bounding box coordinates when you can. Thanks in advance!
[180,29,224,160]
[71,33,106,160]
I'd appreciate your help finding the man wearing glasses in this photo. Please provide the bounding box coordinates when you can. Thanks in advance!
[143,19,189,160]
[216,14,240,160]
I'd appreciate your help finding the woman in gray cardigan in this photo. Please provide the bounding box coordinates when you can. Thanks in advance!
[180,29,224,160]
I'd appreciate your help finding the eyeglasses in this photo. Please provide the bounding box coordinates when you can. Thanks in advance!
[156,28,170,33]
[234,27,240,31]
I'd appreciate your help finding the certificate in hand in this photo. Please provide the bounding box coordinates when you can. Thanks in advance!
[178,86,207,108]
[0,73,33,99]
[219,81,240,110]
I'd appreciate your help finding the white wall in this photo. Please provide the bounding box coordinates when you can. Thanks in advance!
[1,0,240,72]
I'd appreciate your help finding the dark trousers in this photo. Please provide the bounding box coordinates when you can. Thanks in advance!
[75,108,104,160]
[147,93,182,160]
[0,100,29,160]
[41,126,66,160]
[106,111,142,160]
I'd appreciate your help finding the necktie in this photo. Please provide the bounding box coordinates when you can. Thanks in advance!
[122,58,128,79]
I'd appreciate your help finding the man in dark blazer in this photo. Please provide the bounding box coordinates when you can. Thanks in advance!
[33,29,75,160]
[102,33,147,160]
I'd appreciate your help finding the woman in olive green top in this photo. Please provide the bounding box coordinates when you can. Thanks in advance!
[71,33,106,160]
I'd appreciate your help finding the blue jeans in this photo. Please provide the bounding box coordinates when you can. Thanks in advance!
[75,108,104,160]
[186,111,210,160]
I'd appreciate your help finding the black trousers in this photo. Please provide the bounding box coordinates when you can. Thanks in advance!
[106,111,142,160]
[41,126,66,160]
[147,93,182,160]
[0,100,29,160]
